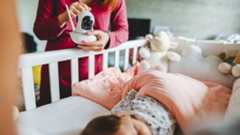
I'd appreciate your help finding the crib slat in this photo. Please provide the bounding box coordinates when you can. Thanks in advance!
[21,67,36,111]
[115,50,120,68]
[124,48,129,71]
[71,58,79,85]
[132,47,138,64]
[49,62,60,102]
[88,53,95,78]
[103,52,108,70]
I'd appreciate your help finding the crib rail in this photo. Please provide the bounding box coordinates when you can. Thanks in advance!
[19,40,147,111]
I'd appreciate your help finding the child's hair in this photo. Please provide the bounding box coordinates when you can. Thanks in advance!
[80,115,122,135]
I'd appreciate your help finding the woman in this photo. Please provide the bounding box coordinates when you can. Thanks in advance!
[34,0,129,105]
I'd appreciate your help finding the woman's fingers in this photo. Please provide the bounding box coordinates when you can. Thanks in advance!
[88,30,109,46]
[87,31,101,38]
[75,2,90,11]
[80,2,91,10]
[75,3,86,11]
[78,45,103,52]
[80,41,103,47]
[70,2,90,17]
[70,6,80,17]
[78,41,104,51]
[76,30,110,51]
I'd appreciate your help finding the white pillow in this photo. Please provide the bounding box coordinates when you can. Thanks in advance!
[176,36,240,56]
[17,127,44,135]
[169,44,234,88]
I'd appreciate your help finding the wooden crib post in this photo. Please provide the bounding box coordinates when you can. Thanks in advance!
[103,52,109,70]
[71,58,79,85]
[132,46,138,64]
[115,50,120,68]
[88,53,95,79]
[124,48,130,71]
[21,67,36,110]
[49,62,60,102]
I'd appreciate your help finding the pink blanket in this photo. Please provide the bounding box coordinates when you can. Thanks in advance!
[72,66,139,109]
[73,69,231,134]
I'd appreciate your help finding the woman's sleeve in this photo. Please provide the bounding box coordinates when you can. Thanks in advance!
[33,0,67,40]
[108,0,129,48]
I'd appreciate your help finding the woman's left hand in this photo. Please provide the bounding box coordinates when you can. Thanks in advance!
[77,30,109,51]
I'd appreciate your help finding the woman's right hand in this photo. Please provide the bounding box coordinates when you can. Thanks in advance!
[58,1,91,27]
[68,1,91,18]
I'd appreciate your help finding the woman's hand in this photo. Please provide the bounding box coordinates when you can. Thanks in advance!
[77,30,110,52]
[68,1,91,17]
[58,1,91,27]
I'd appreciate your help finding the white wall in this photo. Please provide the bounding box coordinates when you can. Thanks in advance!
[17,0,46,51]
[127,0,240,39]
[17,0,240,47]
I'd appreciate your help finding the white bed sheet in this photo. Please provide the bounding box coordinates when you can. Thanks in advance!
[17,96,110,135]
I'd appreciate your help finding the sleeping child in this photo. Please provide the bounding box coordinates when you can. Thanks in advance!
[81,89,175,135]
[74,70,231,135]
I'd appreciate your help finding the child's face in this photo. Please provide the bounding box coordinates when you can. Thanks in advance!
[114,114,138,135]
[113,113,151,135]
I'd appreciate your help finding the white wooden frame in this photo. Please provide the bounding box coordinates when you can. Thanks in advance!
[19,40,147,111]
[177,36,240,56]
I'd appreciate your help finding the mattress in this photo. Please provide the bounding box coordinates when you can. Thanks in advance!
[17,96,110,135]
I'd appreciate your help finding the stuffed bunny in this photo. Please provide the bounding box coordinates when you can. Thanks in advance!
[139,31,181,72]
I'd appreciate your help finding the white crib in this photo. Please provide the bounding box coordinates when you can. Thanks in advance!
[19,39,146,111]
[18,38,240,135]
[17,40,146,135]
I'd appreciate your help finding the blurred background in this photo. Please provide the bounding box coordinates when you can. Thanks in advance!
[16,0,240,51]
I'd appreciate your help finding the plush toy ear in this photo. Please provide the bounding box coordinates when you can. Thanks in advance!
[157,32,171,48]
[157,31,169,40]
[145,34,154,40]
[156,31,167,37]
